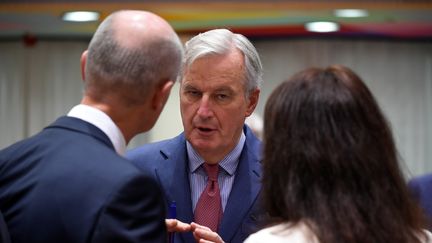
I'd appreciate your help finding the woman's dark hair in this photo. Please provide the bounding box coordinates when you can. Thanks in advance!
[263,65,426,243]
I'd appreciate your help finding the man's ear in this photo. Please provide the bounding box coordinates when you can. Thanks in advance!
[151,80,174,111]
[80,50,88,81]
[246,88,260,117]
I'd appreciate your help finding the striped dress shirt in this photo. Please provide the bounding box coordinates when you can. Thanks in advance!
[187,131,246,212]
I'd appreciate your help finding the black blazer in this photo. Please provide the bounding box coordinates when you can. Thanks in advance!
[409,174,432,230]
[0,116,166,243]
[0,211,11,243]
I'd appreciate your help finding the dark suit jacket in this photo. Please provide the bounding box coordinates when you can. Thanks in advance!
[0,211,11,243]
[0,116,167,243]
[127,126,265,243]
[408,174,432,229]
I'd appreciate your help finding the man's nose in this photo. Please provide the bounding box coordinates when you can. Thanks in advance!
[196,96,213,119]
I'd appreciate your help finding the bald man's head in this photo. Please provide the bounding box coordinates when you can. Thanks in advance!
[84,10,183,105]
[111,10,178,49]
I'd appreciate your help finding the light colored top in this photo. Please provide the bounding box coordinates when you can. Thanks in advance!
[187,131,246,211]
[67,104,126,156]
[244,222,319,243]
[245,222,432,243]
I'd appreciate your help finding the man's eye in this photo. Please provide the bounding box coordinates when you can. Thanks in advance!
[186,90,200,97]
[216,94,229,100]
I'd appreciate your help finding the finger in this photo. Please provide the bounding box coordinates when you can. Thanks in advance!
[176,221,192,232]
[191,222,211,231]
[199,240,216,243]
[165,219,191,232]
[193,227,223,243]
[165,219,177,232]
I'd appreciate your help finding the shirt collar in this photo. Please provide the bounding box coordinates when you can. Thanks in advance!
[187,130,246,176]
[67,104,127,156]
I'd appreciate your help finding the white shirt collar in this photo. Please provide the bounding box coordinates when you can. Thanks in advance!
[67,104,126,156]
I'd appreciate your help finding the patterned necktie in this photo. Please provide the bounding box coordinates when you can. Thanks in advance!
[194,163,223,232]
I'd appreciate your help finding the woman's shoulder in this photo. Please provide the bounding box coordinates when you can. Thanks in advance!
[421,229,432,243]
[244,222,319,243]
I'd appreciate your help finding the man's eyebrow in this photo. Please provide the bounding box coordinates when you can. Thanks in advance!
[182,84,196,90]
[214,86,234,93]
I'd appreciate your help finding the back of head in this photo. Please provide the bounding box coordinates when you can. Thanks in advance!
[84,10,183,105]
[263,65,425,242]
[182,28,263,95]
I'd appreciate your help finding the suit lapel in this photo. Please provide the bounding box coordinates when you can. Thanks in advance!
[152,134,195,243]
[218,128,262,242]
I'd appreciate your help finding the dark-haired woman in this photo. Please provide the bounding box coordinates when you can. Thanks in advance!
[245,65,432,243]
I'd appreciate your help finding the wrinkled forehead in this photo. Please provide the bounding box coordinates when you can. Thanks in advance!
[184,49,245,76]
[181,51,249,95]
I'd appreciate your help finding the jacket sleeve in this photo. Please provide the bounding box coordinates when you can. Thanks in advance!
[408,178,421,201]
[91,173,167,243]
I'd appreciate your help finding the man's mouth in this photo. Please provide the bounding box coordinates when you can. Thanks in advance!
[198,127,213,132]
[197,126,215,133]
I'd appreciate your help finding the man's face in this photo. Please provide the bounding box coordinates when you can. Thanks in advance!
[180,50,258,162]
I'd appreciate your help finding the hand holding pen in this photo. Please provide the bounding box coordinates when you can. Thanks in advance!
[165,201,224,243]
[166,201,193,242]
[168,201,176,243]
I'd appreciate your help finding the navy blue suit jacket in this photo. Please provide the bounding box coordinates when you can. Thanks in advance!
[409,174,432,229]
[0,116,167,243]
[127,126,265,243]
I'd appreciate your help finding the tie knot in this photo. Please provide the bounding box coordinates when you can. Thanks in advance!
[203,163,219,181]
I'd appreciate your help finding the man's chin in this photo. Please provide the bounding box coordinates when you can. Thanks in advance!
[190,140,215,152]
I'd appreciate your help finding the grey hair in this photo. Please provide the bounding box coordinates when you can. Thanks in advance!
[182,29,263,94]
[85,11,183,104]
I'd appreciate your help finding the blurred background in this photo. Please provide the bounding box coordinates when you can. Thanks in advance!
[1,0,431,177]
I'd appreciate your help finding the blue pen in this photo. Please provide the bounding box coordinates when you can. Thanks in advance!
[168,201,176,243]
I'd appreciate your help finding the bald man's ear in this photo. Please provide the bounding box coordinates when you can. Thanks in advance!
[80,50,88,81]
[151,80,174,112]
